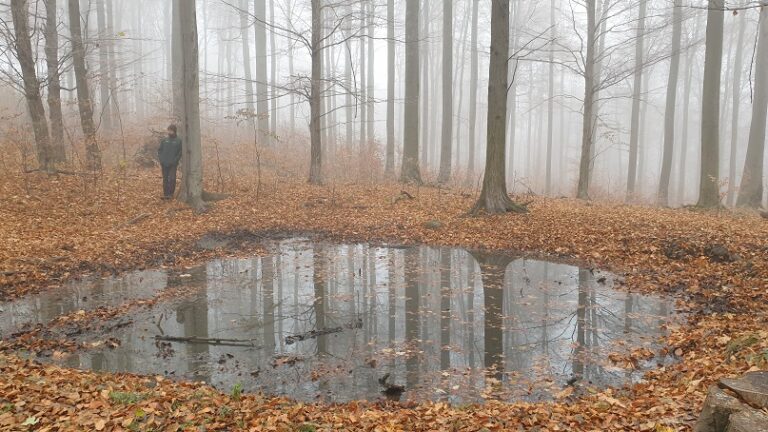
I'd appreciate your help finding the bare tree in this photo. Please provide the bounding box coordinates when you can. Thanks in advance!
[468,0,479,179]
[626,0,647,200]
[255,0,270,144]
[239,0,256,132]
[308,0,323,184]
[437,0,452,184]
[576,0,597,199]
[385,0,395,175]
[96,0,113,132]
[11,0,53,171]
[737,4,768,208]
[45,0,66,163]
[470,0,526,214]
[67,0,101,170]
[726,7,746,207]
[175,0,204,209]
[658,0,683,206]
[697,0,724,208]
[400,0,421,184]
[545,0,555,195]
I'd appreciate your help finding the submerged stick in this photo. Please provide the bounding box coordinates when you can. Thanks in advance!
[154,335,261,348]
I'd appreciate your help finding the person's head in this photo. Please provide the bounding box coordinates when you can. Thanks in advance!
[167,124,177,138]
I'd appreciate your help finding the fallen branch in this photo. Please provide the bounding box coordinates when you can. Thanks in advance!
[284,319,363,345]
[154,335,261,347]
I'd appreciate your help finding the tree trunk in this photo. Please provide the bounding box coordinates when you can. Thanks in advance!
[134,0,145,120]
[177,0,204,209]
[626,0,647,200]
[576,0,597,199]
[545,0,555,195]
[287,4,295,134]
[240,0,255,132]
[269,0,277,139]
[727,10,746,207]
[12,0,52,171]
[44,0,66,163]
[657,0,682,206]
[468,0,479,179]
[308,0,323,185]
[470,0,526,214]
[385,0,396,175]
[736,5,768,208]
[359,1,367,153]
[254,0,270,144]
[96,0,113,133]
[345,22,354,148]
[697,0,724,208]
[586,0,610,189]
[400,0,422,184]
[67,0,101,170]
[678,38,696,205]
[419,0,429,171]
[437,0,453,184]
[367,0,374,148]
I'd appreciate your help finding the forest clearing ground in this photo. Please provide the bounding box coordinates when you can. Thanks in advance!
[0,169,767,431]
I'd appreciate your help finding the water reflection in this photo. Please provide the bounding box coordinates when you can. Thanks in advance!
[2,238,675,403]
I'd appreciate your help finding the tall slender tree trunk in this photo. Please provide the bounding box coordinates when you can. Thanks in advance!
[367,0,374,148]
[677,45,695,205]
[176,0,204,209]
[586,0,610,189]
[727,10,746,207]
[287,3,295,134]
[385,0,396,175]
[45,0,66,163]
[468,0,479,179]
[96,0,113,133]
[254,0,270,144]
[240,0,256,132]
[545,0,555,194]
[576,0,597,199]
[470,0,525,214]
[134,0,145,120]
[419,0,429,171]
[359,1,367,153]
[626,0,647,200]
[437,0,453,184]
[658,0,683,206]
[269,0,277,139]
[12,0,52,171]
[697,0,724,208]
[308,0,323,184]
[400,0,422,184]
[68,0,101,170]
[736,5,768,208]
[345,23,354,148]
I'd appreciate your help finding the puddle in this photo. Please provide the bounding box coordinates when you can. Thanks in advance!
[0,238,677,403]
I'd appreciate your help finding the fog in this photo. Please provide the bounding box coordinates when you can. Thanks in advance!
[0,0,766,208]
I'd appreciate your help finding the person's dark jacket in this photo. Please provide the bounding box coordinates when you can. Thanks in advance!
[158,136,182,166]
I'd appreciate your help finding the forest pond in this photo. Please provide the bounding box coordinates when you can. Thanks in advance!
[0,238,677,403]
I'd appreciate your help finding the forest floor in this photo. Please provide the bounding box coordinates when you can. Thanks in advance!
[0,169,767,431]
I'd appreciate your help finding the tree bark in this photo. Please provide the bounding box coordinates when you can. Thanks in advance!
[367,0,375,148]
[736,5,768,208]
[626,0,647,200]
[658,0,683,206]
[96,0,113,133]
[576,0,597,199]
[727,10,746,207]
[400,0,422,184]
[177,0,204,209]
[385,0,395,175]
[269,0,277,140]
[419,0,429,171]
[239,0,256,132]
[437,0,453,184]
[68,0,101,170]
[468,0,479,179]
[359,0,367,153]
[308,0,323,185]
[470,0,526,214]
[45,0,66,163]
[697,0,724,208]
[12,0,53,172]
[254,0,270,144]
[545,0,555,195]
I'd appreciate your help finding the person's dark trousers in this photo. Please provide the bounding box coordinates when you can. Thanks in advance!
[161,163,178,198]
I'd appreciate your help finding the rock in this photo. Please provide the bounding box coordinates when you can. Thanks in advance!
[196,235,231,251]
[720,371,768,409]
[694,385,747,432]
[725,410,768,432]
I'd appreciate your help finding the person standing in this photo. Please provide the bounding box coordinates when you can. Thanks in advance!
[158,124,182,199]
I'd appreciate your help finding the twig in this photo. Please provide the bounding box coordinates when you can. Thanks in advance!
[154,335,261,348]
